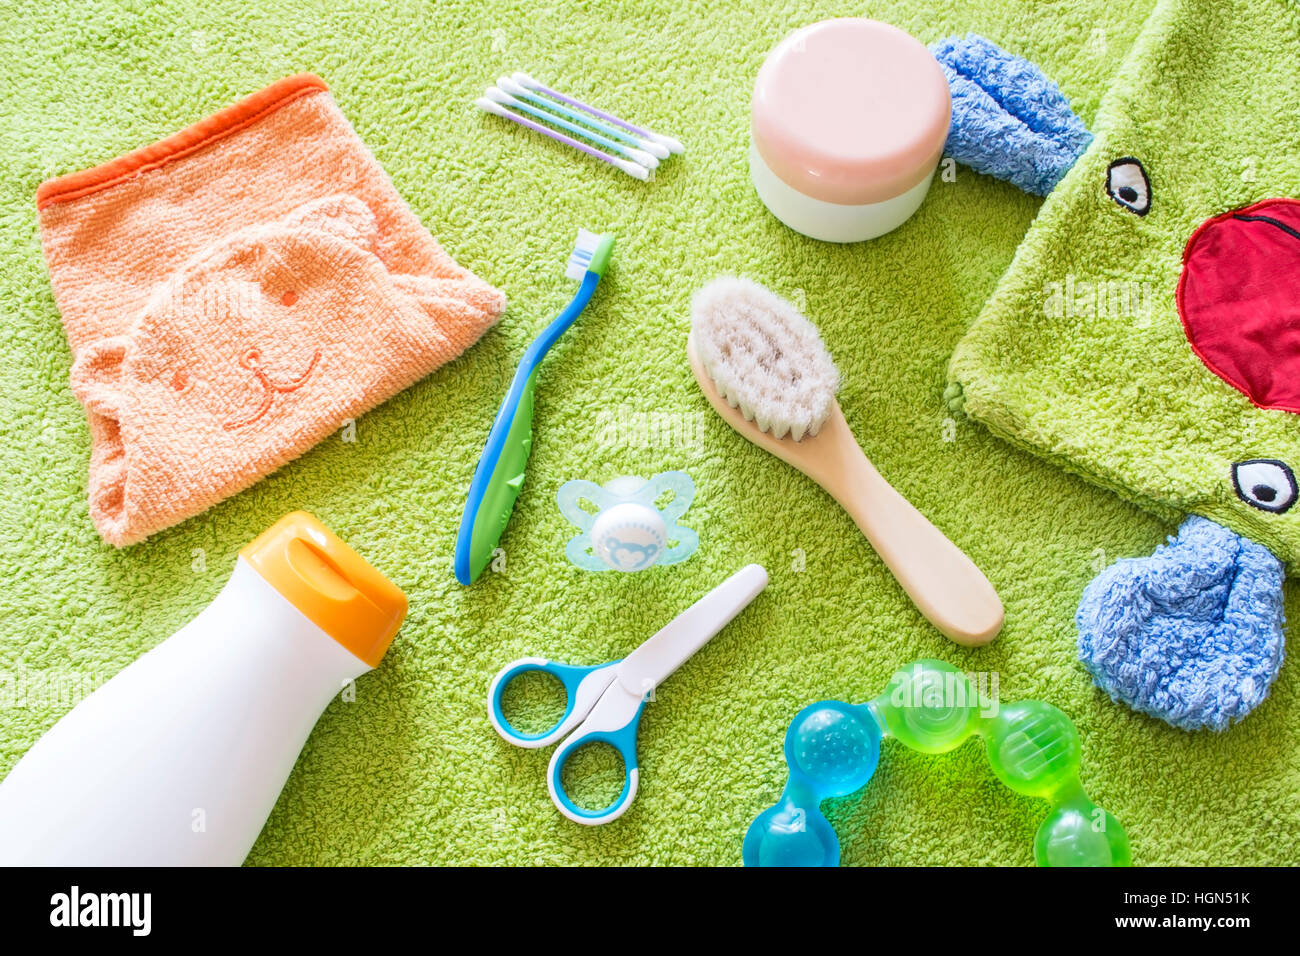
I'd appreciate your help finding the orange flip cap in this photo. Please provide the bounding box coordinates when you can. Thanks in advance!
[241,512,407,668]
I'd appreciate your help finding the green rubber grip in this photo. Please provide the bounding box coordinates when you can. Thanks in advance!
[464,369,538,582]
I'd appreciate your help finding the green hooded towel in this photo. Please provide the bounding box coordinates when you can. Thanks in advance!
[946,0,1300,730]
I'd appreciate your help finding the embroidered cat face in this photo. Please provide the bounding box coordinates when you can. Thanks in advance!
[67,193,503,543]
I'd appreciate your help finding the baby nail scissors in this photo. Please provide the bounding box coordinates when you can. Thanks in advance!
[488,564,768,824]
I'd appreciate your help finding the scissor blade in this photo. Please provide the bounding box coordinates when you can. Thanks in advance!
[616,564,768,698]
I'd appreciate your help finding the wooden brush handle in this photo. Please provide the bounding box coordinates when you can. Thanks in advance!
[685,335,1001,644]
[823,429,1003,645]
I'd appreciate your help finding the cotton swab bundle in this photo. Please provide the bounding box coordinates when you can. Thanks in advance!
[486,84,658,168]
[475,72,683,181]
[513,72,684,155]
[497,76,669,160]
[474,98,650,181]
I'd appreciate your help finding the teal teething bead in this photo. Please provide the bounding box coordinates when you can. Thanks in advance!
[742,789,840,867]
[741,702,881,868]
[785,701,881,796]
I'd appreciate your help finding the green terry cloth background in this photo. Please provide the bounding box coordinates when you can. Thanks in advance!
[0,0,1294,866]
[948,0,1300,569]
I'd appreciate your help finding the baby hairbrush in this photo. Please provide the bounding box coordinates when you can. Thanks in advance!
[687,277,1002,645]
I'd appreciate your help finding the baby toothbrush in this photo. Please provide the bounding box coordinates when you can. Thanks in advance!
[454,229,616,585]
[687,278,1003,645]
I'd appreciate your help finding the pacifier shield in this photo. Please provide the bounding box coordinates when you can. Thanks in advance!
[591,503,667,572]
[557,471,698,572]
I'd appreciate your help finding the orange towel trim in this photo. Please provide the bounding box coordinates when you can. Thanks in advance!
[35,74,329,210]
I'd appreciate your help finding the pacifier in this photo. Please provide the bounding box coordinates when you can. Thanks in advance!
[557,471,698,572]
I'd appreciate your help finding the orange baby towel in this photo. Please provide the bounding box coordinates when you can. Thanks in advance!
[38,75,506,546]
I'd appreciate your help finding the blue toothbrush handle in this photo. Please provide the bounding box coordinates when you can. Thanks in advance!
[453,270,604,586]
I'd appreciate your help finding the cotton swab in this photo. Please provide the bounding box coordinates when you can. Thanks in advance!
[474,98,650,181]
[485,85,658,168]
[512,71,684,155]
[496,76,670,160]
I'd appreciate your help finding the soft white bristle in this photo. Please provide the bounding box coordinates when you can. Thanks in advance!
[565,228,604,280]
[690,278,839,441]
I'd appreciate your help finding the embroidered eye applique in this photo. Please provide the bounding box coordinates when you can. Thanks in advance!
[1105,158,1151,215]
[1232,460,1297,514]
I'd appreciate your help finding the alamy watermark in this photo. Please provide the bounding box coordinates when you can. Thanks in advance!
[889,665,1001,718]
[1043,274,1158,326]
[593,405,710,451]
[0,667,105,710]
[50,886,150,936]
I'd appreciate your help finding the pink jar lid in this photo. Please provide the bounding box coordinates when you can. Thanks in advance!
[752,19,951,206]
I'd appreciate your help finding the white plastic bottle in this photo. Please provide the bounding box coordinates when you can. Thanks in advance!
[0,512,406,866]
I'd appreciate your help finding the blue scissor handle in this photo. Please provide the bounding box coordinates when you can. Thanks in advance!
[546,688,647,826]
[488,657,619,749]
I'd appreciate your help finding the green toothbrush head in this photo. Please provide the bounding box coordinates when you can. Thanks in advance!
[588,233,615,277]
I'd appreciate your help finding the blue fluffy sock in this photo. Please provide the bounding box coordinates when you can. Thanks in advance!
[1077,516,1286,731]
[931,34,1093,196]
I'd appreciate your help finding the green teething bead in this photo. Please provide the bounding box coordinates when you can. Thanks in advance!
[985,700,1081,798]
[874,659,979,753]
[1035,796,1132,867]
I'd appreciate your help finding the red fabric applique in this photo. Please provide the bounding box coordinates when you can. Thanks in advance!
[1177,197,1300,414]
